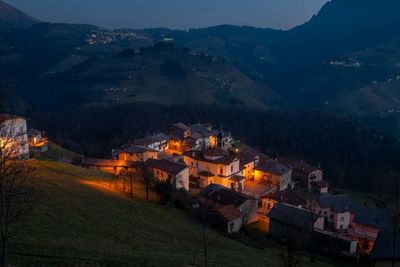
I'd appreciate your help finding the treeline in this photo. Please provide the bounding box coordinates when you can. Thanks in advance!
[30,103,400,194]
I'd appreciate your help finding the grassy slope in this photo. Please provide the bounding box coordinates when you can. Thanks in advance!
[58,49,278,109]
[39,141,80,160]
[335,79,400,114]
[10,159,357,266]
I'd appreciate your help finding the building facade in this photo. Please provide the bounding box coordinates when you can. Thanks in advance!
[183,148,245,191]
[0,114,29,159]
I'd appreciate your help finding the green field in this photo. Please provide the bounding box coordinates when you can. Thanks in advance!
[9,159,358,266]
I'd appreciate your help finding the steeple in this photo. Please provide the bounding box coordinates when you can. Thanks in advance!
[218,124,224,149]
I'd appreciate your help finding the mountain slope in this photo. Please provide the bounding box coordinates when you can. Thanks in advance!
[31,45,279,110]
[0,0,38,30]
[276,0,400,64]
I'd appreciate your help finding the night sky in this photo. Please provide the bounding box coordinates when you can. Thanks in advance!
[5,0,327,30]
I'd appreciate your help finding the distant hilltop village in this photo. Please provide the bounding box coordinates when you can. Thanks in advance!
[1,116,394,262]
[75,122,325,196]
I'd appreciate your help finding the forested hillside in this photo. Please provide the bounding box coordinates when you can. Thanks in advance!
[30,104,400,194]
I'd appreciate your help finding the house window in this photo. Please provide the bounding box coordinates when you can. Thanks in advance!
[231,165,233,173]
[340,217,344,222]
[157,171,160,175]
[220,168,223,175]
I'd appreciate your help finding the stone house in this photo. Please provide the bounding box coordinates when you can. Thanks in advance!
[281,159,323,192]
[183,148,245,191]
[254,162,292,191]
[200,184,259,225]
[145,158,190,191]
[208,204,244,233]
[118,145,158,162]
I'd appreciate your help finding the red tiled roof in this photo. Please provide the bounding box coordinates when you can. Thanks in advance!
[214,204,243,222]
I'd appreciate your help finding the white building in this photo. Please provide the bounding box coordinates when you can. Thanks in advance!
[134,133,169,152]
[314,195,353,231]
[183,148,245,191]
[0,114,29,159]
[145,158,190,191]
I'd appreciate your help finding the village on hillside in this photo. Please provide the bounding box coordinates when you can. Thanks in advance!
[0,114,396,265]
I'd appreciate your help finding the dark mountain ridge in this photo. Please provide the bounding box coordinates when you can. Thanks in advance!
[0,0,38,30]
[279,0,400,63]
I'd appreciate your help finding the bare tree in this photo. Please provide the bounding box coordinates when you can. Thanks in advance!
[138,163,155,201]
[0,116,37,266]
[201,204,209,267]
[121,168,136,199]
[169,174,184,209]
[276,223,306,267]
[392,174,400,267]
[110,166,119,189]
[305,197,318,263]
[197,202,224,267]
[156,174,184,209]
